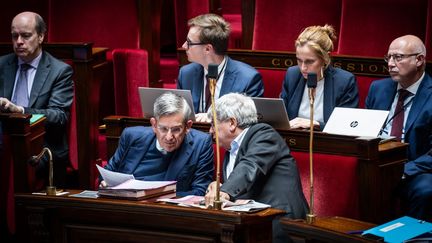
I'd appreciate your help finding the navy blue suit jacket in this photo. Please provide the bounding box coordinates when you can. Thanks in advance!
[365,73,432,177]
[281,66,359,128]
[104,126,214,196]
[177,57,264,113]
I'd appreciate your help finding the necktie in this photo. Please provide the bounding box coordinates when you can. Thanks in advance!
[390,89,411,140]
[12,63,32,107]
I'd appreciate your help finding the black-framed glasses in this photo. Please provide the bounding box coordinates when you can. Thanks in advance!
[384,53,420,63]
[186,39,206,49]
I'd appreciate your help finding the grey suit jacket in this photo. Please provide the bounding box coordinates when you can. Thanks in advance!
[0,51,74,167]
[221,123,308,219]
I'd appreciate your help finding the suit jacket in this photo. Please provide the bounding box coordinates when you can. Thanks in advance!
[104,126,214,196]
[177,57,264,113]
[365,73,432,177]
[221,123,308,219]
[0,51,74,168]
[281,65,359,128]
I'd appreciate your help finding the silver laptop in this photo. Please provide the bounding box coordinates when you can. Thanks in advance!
[138,87,196,121]
[323,107,389,137]
[252,97,290,130]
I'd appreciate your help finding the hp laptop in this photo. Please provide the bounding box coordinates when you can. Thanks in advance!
[251,97,290,130]
[138,87,196,121]
[323,107,389,137]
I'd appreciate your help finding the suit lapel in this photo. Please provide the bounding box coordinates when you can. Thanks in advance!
[192,67,204,112]
[323,68,335,121]
[219,58,236,96]
[288,76,306,119]
[405,74,432,133]
[2,58,18,99]
[29,52,50,107]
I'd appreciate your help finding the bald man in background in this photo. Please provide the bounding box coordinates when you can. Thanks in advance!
[366,35,432,221]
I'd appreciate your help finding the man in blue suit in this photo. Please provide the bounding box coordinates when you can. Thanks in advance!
[366,35,432,221]
[101,92,214,197]
[177,14,264,122]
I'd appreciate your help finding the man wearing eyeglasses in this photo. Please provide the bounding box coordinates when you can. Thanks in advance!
[177,13,264,122]
[100,92,214,197]
[365,35,432,221]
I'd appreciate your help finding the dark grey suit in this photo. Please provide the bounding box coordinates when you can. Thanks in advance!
[221,123,308,242]
[0,51,74,186]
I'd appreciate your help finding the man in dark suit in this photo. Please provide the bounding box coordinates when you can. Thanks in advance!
[101,92,214,196]
[177,13,264,122]
[366,35,432,221]
[0,11,74,187]
[204,93,308,243]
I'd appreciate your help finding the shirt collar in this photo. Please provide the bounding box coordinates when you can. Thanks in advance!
[18,51,42,69]
[204,56,227,77]
[156,139,167,155]
[229,127,249,153]
[397,72,425,95]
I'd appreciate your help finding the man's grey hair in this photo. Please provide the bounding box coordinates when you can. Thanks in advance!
[207,93,257,129]
[153,92,192,123]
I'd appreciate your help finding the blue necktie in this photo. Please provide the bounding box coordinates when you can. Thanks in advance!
[12,63,31,107]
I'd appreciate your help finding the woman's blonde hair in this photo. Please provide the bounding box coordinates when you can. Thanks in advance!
[295,24,336,68]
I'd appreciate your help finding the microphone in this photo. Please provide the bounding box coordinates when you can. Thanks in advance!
[208,63,222,210]
[307,72,317,102]
[306,72,317,223]
[28,147,58,195]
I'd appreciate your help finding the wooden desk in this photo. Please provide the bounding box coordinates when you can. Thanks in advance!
[0,113,46,192]
[15,190,285,243]
[103,116,408,224]
[280,216,376,243]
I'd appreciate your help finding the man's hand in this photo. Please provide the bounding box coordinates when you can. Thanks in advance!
[99,180,108,188]
[204,181,230,207]
[289,117,320,129]
[0,97,24,113]
[195,113,211,123]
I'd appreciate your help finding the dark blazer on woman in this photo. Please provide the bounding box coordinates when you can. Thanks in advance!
[281,65,359,128]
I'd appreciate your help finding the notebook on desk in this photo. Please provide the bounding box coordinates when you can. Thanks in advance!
[323,107,389,137]
[138,87,196,121]
[251,97,290,130]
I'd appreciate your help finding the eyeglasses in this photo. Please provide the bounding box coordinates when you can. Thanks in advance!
[186,39,206,49]
[157,125,184,135]
[384,53,420,63]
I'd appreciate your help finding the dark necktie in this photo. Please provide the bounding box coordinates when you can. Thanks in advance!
[390,89,411,140]
[12,63,32,107]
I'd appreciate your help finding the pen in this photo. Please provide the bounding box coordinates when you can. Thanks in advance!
[346,230,364,235]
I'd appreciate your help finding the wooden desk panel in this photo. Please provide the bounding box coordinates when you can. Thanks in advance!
[15,190,285,243]
[0,113,46,192]
[280,217,376,243]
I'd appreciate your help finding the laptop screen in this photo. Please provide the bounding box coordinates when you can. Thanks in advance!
[251,97,290,130]
[138,87,196,121]
[323,107,389,137]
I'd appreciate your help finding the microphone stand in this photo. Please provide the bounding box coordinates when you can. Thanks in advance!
[209,78,222,210]
[29,147,58,196]
[306,73,317,224]
[209,76,222,210]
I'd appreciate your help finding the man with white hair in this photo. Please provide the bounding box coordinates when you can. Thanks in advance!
[205,93,308,243]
